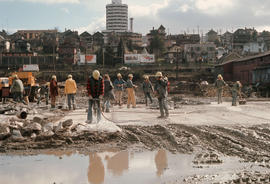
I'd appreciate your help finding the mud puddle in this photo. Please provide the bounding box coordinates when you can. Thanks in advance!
[0,150,268,184]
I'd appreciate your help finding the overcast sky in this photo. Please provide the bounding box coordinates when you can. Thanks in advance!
[0,0,270,35]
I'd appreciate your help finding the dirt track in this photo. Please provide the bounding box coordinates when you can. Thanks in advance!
[2,123,270,164]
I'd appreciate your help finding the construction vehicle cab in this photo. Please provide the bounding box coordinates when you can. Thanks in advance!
[0,78,10,101]
[7,72,38,102]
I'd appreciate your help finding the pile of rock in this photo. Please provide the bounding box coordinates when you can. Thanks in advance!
[0,116,76,142]
[0,115,122,143]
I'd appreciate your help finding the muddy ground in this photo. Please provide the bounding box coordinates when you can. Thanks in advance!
[2,123,270,163]
[1,94,270,183]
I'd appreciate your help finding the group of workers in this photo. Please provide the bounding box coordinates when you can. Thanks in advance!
[84,70,170,123]
[215,74,242,106]
[43,70,170,124]
[8,71,243,124]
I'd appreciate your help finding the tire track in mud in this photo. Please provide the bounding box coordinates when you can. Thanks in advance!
[2,124,270,162]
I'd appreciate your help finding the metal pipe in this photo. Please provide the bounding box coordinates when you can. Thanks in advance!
[17,108,28,119]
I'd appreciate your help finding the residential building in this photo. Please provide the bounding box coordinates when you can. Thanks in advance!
[79,31,93,52]
[17,29,57,40]
[166,34,200,46]
[146,25,166,46]
[106,0,128,32]
[233,28,257,52]
[119,32,142,47]
[206,29,219,43]
[242,42,266,55]
[221,31,233,49]
[259,31,270,50]
[164,45,183,63]
[58,42,77,64]
[93,32,104,46]
[184,43,216,63]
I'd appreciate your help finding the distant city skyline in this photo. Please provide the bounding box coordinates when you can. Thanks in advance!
[0,0,270,35]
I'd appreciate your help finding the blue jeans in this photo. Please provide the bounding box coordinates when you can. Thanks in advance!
[158,97,169,117]
[67,94,75,110]
[88,99,101,123]
[13,92,23,102]
[144,92,153,105]
[103,98,110,111]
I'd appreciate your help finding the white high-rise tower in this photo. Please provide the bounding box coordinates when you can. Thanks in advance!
[106,0,128,32]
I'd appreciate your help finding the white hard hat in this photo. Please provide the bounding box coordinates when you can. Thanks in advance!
[117,73,122,78]
[156,72,163,77]
[93,70,100,80]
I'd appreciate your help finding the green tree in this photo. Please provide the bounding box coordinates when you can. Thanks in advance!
[149,35,165,59]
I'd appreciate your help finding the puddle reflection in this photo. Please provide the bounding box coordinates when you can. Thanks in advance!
[106,151,129,176]
[155,150,168,177]
[88,153,105,184]
[0,149,260,184]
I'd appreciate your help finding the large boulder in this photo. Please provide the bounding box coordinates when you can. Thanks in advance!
[62,119,73,128]
[10,129,25,142]
[22,123,42,136]
[0,124,10,140]
[33,117,47,126]
[43,123,54,132]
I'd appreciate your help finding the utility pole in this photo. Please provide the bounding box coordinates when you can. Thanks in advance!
[102,48,105,67]
[53,31,56,72]
[176,48,179,80]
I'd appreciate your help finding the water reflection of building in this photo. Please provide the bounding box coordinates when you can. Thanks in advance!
[88,153,105,184]
[106,151,129,176]
[155,150,168,177]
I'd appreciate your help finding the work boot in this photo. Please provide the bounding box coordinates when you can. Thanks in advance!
[105,109,110,113]
[157,115,165,119]
[85,120,92,124]
[73,104,76,110]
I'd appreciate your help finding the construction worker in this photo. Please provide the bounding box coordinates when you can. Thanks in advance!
[50,75,58,109]
[232,81,242,106]
[126,74,137,108]
[37,81,49,105]
[142,75,154,106]
[215,74,227,104]
[103,74,114,113]
[113,73,126,106]
[64,74,77,110]
[87,70,104,123]
[10,74,24,103]
[154,72,169,118]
